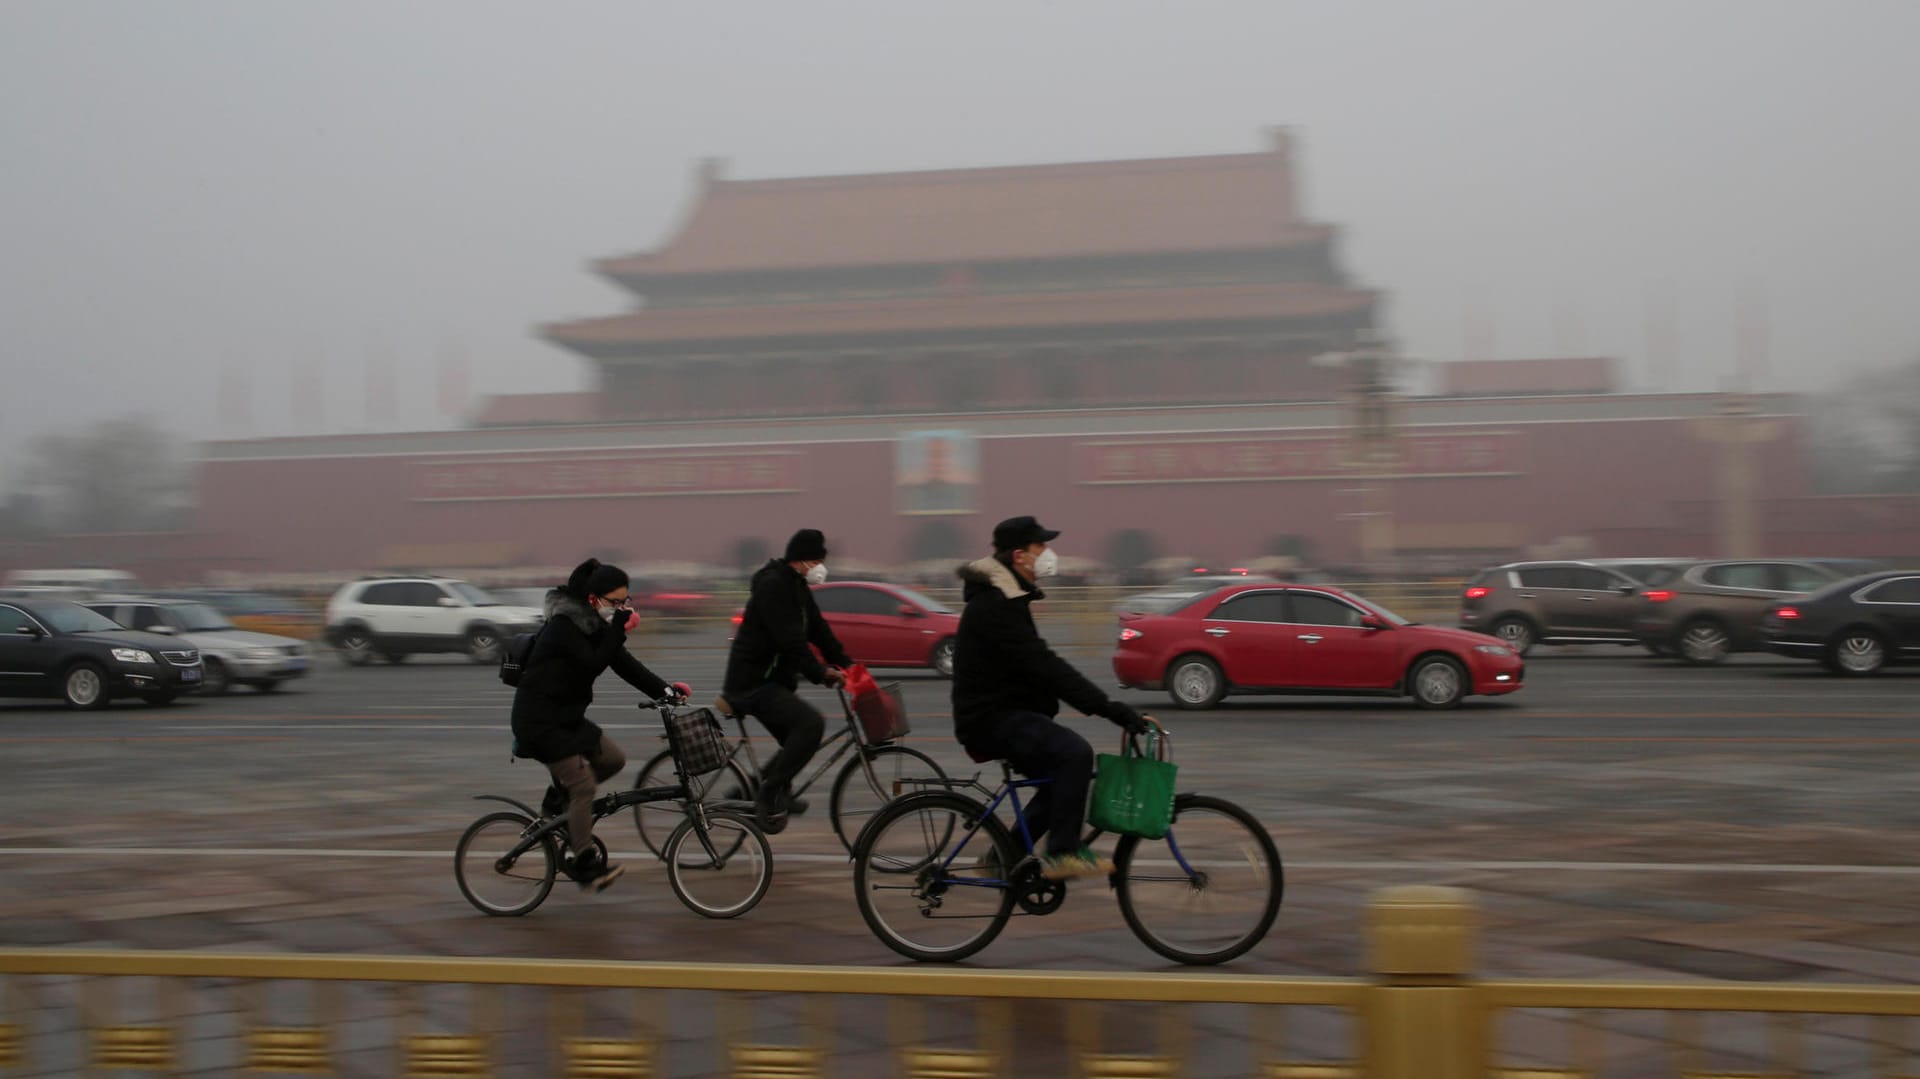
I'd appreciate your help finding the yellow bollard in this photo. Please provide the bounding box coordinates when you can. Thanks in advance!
[1364,885,1484,1079]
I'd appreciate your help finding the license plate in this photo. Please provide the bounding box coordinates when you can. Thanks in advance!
[180,668,202,682]
[286,658,308,672]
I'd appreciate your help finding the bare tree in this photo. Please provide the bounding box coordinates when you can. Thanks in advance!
[1806,357,1920,494]
[11,415,192,534]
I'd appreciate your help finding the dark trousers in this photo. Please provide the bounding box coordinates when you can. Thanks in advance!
[734,684,826,803]
[979,711,1094,857]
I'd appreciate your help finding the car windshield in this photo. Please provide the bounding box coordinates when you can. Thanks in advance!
[174,603,237,632]
[890,586,952,613]
[37,602,125,634]
[1348,592,1415,625]
[449,582,499,606]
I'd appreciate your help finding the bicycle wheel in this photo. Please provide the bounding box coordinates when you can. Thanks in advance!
[663,812,773,919]
[1113,794,1282,965]
[630,748,755,860]
[454,811,558,917]
[852,792,1018,963]
[829,744,950,854]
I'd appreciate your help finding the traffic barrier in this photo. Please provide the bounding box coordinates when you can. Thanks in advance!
[3,887,1916,1076]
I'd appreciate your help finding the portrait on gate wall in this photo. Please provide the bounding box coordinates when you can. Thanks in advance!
[896,430,979,515]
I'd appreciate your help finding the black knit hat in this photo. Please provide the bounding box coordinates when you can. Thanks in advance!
[784,529,828,562]
[566,558,630,598]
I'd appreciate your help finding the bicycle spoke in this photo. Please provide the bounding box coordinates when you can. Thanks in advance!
[1116,796,1282,965]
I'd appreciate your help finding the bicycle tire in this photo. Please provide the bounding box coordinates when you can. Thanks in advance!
[454,811,557,917]
[663,812,773,919]
[828,744,950,854]
[851,791,1018,963]
[1113,794,1282,965]
[630,748,755,860]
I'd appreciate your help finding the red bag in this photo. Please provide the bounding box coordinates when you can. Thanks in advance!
[843,663,908,744]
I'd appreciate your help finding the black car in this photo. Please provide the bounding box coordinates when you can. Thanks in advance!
[1761,570,1920,676]
[0,599,205,708]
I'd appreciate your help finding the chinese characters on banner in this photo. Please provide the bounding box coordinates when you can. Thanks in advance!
[1075,432,1520,484]
[412,452,805,502]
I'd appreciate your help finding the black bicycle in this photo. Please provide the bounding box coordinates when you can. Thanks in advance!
[455,699,773,919]
[849,721,1282,965]
[628,684,948,857]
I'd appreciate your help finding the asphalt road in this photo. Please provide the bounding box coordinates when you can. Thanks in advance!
[2,634,1916,985]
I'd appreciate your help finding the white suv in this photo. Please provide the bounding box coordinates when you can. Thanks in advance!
[324,577,543,666]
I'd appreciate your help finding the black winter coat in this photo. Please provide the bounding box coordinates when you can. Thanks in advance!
[722,560,852,695]
[949,556,1127,752]
[511,590,669,763]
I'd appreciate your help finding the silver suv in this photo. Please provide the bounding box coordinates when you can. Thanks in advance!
[1459,559,1693,656]
[87,598,311,695]
[323,577,542,666]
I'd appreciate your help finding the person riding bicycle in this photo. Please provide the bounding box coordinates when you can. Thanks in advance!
[952,516,1150,881]
[720,529,852,834]
[512,558,688,892]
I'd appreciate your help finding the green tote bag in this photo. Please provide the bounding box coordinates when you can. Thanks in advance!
[1089,729,1178,840]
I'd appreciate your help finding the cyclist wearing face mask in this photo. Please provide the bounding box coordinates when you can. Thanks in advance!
[952,516,1150,881]
[720,529,853,833]
[511,558,688,892]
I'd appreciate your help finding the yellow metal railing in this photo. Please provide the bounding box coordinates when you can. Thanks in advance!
[3,886,1914,1077]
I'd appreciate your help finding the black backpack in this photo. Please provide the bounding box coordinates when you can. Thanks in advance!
[499,627,542,687]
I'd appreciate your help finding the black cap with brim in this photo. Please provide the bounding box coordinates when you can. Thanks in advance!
[992,516,1061,551]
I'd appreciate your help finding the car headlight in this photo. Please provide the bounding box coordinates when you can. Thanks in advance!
[1473,644,1513,657]
[244,648,282,660]
[111,648,156,665]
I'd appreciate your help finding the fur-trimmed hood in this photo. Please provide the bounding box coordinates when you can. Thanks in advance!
[955,556,1040,602]
[544,589,602,634]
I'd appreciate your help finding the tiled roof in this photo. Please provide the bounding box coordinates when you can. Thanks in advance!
[544,283,1375,353]
[599,141,1320,277]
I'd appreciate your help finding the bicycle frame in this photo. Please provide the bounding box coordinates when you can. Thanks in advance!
[714,687,898,800]
[927,763,1200,885]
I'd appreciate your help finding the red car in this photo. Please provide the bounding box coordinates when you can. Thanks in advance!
[731,581,962,678]
[1112,583,1524,710]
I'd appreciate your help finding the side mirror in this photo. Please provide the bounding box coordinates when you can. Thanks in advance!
[145,625,176,636]
[14,625,43,638]
[1617,585,1637,596]
[898,604,924,618]
[1360,615,1390,631]
[437,597,459,608]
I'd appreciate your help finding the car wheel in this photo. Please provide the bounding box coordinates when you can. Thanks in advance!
[201,658,232,696]
[63,663,110,710]
[1165,654,1226,710]
[1826,628,1887,676]
[929,637,956,678]
[337,628,375,666]
[1490,617,1536,656]
[1409,655,1467,710]
[467,628,503,665]
[1677,619,1731,665]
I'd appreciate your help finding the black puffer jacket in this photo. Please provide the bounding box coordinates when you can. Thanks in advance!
[511,589,669,763]
[949,556,1130,751]
[722,559,852,695]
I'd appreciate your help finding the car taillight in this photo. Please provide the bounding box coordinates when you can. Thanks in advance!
[1117,627,1144,642]
[1775,606,1800,620]
[1463,586,1491,600]
[1644,590,1673,603]
[730,613,743,626]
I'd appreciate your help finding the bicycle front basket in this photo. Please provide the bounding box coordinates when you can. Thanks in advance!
[665,707,728,776]
[854,682,909,744]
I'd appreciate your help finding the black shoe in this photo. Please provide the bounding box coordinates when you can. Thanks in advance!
[570,848,625,892]
[786,794,810,816]
[541,785,567,818]
[755,789,790,835]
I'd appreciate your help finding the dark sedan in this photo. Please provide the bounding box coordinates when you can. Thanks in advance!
[1761,571,1920,675]
[0,599,204,708]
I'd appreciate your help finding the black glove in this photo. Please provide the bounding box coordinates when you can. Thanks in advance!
[1104,701,1149,735]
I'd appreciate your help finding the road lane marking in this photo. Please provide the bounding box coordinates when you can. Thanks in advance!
[1,848,1914,875]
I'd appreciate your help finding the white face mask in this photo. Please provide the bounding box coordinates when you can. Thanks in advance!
[805,563,829,585]
[1030,548,1059,580]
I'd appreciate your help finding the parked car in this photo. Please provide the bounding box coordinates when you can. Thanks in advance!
[86,598,311,695]
[729,581,962,677]
[0,598,203,708]
[1761,570,1920,675]
[1115,574,1280,616]
[162,591,321,641]
[323,577,543,666]
[1459,560,1672,655]
[1113,582,1524,710]
[1633,559,1844,665]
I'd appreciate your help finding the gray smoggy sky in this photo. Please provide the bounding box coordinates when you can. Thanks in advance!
[4,1,1918,483]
